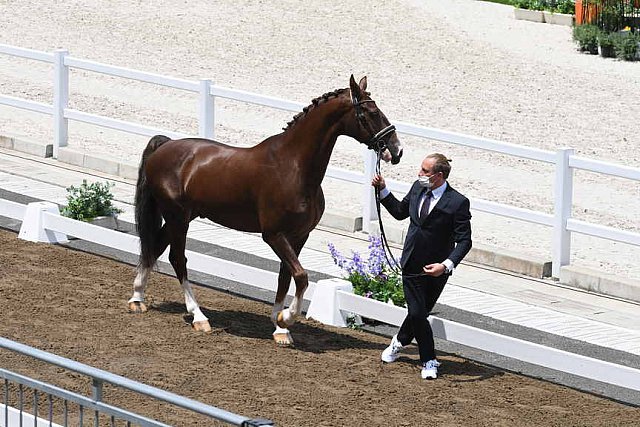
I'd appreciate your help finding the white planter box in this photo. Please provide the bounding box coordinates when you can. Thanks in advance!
[543,11,574,26]
[514,8,545,23]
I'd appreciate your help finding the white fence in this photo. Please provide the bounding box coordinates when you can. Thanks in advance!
[1,43,639,277]
[2,197,640,395]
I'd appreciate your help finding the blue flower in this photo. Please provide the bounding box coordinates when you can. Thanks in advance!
[327,240,405,307]
[350,250,367,277]
[328,242,350,271]
[366,235,385,276]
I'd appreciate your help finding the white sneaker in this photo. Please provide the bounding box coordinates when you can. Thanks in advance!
[421,359,440,380]
[381,335,404,363]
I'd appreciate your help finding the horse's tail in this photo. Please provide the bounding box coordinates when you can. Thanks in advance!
[135,135,171,268]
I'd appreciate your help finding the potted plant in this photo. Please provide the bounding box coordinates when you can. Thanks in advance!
[573,24,599,54]
[328,235,405,326]
[61,180,124,229]
[613,31,639,61]
[598,31,617,58]
[514,0,546,23]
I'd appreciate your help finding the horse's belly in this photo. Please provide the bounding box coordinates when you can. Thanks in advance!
[202,211,261,233]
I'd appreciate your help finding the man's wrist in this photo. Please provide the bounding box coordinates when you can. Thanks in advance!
[442,259,454,274]
[379,187,390,199]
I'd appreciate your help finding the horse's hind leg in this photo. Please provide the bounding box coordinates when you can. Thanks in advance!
[129,224,170,313]
[166,219,211,333]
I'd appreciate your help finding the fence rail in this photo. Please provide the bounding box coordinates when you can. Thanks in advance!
[1,337,271,427]
[1,43,639,278]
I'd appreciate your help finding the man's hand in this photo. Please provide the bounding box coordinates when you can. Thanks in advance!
[371,174,386,190]
[423,263,446,277]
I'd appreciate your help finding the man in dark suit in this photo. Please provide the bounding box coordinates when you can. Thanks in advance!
[372,153,472,380]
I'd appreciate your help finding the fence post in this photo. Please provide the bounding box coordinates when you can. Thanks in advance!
[92,378,103,426]
[306,278,353,327]
[18,201,68,244]
[53,49,69,159]
[361,148,378,234]
[199,79,215,139]
[552,148,574,278]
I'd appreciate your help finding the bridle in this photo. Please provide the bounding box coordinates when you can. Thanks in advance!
[351,92,427,278]
[351,92,396,154]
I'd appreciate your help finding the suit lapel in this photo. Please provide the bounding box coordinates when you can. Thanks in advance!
[434,184,453,212]
[411,184,424,223]
[419,183,453,225]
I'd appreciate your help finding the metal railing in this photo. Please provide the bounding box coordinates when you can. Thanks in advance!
[0,337,273,427]
[1,43,639,277]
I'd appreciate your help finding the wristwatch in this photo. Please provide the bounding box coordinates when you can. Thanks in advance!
[443,264,453,275]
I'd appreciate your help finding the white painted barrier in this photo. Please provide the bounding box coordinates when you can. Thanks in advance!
[1,43,639,278]
[7,199,313,299]
[309,283,640,393]
[18,201,68,243]
[3,197,640,394]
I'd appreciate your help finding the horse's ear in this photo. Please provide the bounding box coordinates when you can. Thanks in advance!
[358,76,368,92]
[349,74,360,98]
[349,74,361,100]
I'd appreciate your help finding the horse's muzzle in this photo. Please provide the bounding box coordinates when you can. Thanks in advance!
[390,147,403,164]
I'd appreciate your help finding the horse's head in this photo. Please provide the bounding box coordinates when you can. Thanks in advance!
[348,75,403,164]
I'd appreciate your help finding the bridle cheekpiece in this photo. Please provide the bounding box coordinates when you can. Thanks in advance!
[351,91,396,154]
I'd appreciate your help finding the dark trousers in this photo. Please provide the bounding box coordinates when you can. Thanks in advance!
[397,273,448,363]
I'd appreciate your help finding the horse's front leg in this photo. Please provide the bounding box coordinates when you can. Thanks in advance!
[263,232,308,346]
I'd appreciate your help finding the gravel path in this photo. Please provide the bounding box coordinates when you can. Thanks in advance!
[0,0,639,280]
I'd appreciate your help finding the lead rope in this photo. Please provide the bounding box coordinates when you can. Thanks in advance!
[373,149,403,275]
[373,149,427,279]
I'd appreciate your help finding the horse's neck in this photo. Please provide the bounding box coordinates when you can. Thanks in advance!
[279,99,349,187]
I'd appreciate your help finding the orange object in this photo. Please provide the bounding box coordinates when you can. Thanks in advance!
[575,0,584,25]
[575,0,602,26]
[586,3,599,24]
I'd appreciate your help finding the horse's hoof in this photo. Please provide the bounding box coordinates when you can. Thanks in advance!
[276,311,289,329]
[128,301,147,313]
[273,329,294,347]
[192,320,212,333]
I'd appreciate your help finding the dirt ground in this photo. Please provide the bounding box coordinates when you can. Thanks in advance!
[0,228,639,427]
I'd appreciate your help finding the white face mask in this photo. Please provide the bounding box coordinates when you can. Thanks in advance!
[418,174,434,189]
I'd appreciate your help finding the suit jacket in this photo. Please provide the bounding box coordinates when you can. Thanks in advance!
[381,181,472,273]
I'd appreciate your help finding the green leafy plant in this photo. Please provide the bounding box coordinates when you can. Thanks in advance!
[482,0,517,5]
[600,5,623,32]
[573,24,599,54]
[514,0,533,9]
[613,31,639,61]
[554,0,575,14]
[530,0,547,10]
[514,0,547,10]
[328,236,406,307]
[598,31,617,57]
[61,180,123,221]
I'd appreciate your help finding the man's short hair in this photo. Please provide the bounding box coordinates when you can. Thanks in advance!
[427,153,452,179]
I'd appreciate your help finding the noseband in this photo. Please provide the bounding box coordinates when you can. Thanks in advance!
[351,94,396,153]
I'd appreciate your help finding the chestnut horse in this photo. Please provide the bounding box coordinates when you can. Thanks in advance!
[129,75,402,345]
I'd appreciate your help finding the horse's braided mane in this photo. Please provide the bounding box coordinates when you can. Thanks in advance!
[282,88,348,131]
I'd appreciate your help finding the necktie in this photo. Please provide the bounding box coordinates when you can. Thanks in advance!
[419,190,432,220]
